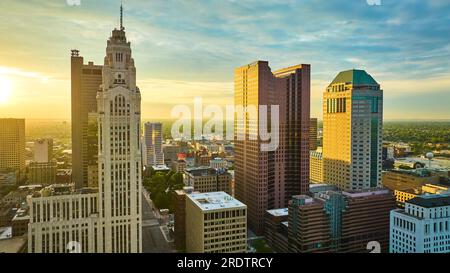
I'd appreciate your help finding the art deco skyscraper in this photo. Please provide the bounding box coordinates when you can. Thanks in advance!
[71,50,103,188]
[322,69,383,190]
[234,61,310,235]
[28,5,142,253]
[96,5,143,252]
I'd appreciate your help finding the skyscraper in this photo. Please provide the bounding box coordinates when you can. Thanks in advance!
[71,50,103,189]
[33,139,53,163]
[96,5,142,252]
[144,122,164,167]
[28,5,142,253]
[322,69,383,191]
[310,118,318,150]
[234,61,310,235]
[0,118,25,176]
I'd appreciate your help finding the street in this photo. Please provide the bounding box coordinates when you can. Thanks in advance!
[141,191,173,253]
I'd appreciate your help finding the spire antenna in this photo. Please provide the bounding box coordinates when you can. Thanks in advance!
[120,2,124,30]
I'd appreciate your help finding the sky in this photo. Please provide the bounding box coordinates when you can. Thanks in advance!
[0,0,449,121]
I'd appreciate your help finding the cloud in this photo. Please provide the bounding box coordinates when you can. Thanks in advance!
[0,0,449,119]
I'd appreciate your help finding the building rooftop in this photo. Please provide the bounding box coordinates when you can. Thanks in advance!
[152,165,170,171]
[329,69,378,86]
[0,236,27,253]
[266,208,288,217]
[407,194,450,208]
[187,192,246,212]
[186,167,229,176]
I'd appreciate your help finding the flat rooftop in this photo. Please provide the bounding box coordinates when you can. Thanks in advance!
[408,194,450,208]
[0,236,27,253]
[266,208,288,217]
[187,192,246,212]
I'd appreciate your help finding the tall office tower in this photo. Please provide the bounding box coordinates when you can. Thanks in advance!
[28,5,142,253]
[234,61,310,235]
[144,122,164,167]
[71,49,103,189]
[34,139,53,162]
[97,6,142,253]
[309,118,318,150]
[0,119,25,175]
[390,195,450,253]
[323,69,383,191]
[185,192,247,253]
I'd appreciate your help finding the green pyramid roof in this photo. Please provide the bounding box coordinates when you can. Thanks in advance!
[329,69,378,86]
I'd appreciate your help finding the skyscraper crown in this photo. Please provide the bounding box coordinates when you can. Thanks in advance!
[329,69,379,86]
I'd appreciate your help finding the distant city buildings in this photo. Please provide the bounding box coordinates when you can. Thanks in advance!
[322,69,383,191]
[33,139,53,163]
[28,139,56,185]
[0,118,25,182]
[172,159,187,173]
[144,122,164,167]
[185,192,247,253]
[209,157,228,169]
[234,61,310,235]
[390,195,450,253]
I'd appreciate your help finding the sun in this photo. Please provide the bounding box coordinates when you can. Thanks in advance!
[0,76,12,104]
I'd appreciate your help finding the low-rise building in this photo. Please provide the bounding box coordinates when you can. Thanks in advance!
[185,192,247,253]
[394,184,450,207]
[184,167,232,194]
[27,185,99,253]
[390,194,450,253]
[289,189,395,253]
[173,187,195,251]
[264,208,289,253]
[28,161,57,185]
[382,169,440,191]
[11,208,30,237]
[209,157,228,169]
[172,159,187,173]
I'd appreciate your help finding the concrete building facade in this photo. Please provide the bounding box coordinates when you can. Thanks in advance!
[185,192,247,253]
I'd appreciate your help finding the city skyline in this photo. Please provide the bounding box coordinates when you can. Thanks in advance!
[0,0,450,121]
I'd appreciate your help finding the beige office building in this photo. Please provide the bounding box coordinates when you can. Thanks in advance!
[0,118,25,174]
[322,70,383,190]
[186,192,247,253]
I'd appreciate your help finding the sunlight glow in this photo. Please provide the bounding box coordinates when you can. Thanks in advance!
[0,75,12,104]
